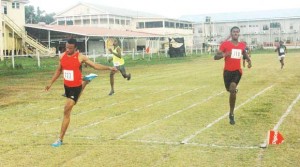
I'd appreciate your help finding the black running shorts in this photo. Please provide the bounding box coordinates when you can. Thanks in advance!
[116,65,127,78]
[223,70,242,91]
[116,65,126,73]
[64,85,82,103]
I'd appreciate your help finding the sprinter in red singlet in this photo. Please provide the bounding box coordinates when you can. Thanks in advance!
[214,27,252,125]
[45,38,117,147]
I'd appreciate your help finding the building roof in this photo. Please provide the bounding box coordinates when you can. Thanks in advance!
[25,24,162,38]
[180,8,300,23]
[3,0,29,3]
[55,2,163,18]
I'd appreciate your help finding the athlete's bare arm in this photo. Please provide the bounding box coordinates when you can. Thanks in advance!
[214,51,231,60]
[108,47,122,58]
[45,61,62,91]
[80,54,117,71]
[242,50,252,68]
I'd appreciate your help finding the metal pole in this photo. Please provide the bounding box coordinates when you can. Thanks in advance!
[48,30,51,49]
[85,36,89,55]
[0,1,3,61]
[4,21,6,57]
[12,31,15,69]
[132,48,134,60]
[93,49,95,62]
[37,51,40,68]
[119,37,124,55]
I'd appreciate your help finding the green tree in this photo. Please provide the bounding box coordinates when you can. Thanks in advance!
[25,5,55,24]
[25,5,36,24]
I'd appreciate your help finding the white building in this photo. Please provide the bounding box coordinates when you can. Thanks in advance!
[183,9,300,50]
[0,0,53,61]
[26,2,194,55]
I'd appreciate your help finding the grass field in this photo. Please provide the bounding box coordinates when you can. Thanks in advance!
[0,52,300,166]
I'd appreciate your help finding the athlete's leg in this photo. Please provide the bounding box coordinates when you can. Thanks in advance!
[59,98,75,141]
[77,80,89,99]
[53,86,81,147]
[82,80,89,91]
[229,82,237,115]
[109,71,117,95]
[280,57,284,69]
[229,82,237,125]
[119,66,131,80]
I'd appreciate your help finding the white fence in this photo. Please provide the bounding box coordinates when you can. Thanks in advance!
[1,47,212,69]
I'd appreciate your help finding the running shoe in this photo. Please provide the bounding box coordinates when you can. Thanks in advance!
[127,73,131,81]
[229,114,235,125]
[108,90,114,96]
[83,73,98,81]
[51,139,63,147]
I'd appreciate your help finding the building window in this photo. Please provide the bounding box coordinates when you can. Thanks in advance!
[169,22,175,28]
[165,21,175,28]
[58,21,65,25]
[251,38,257,44]
[165,21,170,28]
[179,23,184,28]
[66,20,73,25]
[121,19,125,25]
[136,22,144,29]
[3,6,7,14]
[270,22,281,28]
[100,18,108,24]
[12,2,20,9]
[109,18,114,24]
[115,19,120,24]
[74,20,81,25]
[263,25,269,30]
[170,22,175,28]
[91,19,98,24]
[145,21,163,28]
[287,37,293,44]
[83,19,90,25]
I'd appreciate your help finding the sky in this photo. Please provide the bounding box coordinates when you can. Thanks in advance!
[27,0,300,18]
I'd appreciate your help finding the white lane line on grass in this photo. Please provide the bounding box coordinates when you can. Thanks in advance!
[131,87,204,112]
[273,93,300,131]
[117,91,225,140]
[129,139,259,149]
[17,88,168,133]
[11,88,144,134]
[260,92,300,147]
[71,87,204,132]
[181,84,274,144]
[75,88,169,116]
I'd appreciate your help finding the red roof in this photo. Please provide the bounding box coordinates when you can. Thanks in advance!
[25,24,162,38]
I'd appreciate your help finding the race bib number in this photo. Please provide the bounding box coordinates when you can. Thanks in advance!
[279,48,284,53]
[63,70,74,81]
[231,49,242,59]
[113,62,120,66]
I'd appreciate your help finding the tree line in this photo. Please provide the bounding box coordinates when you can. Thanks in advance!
[25,5,55,24]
